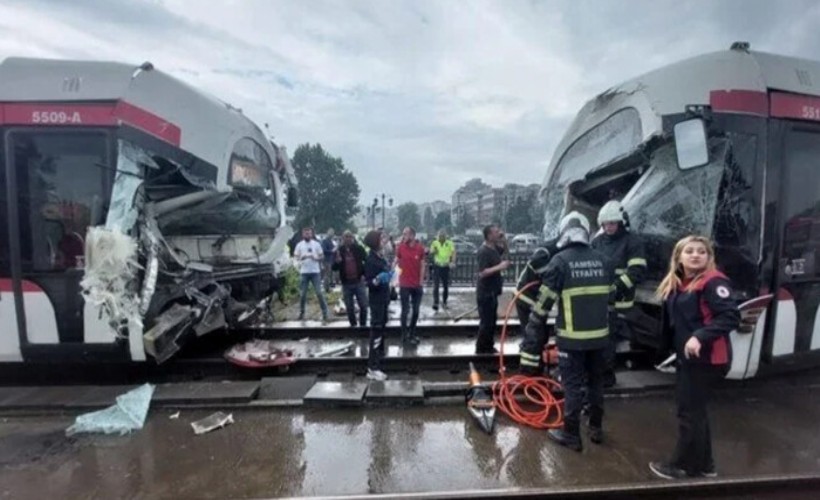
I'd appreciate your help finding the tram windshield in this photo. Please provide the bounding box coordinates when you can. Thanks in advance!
[542,108,642,239]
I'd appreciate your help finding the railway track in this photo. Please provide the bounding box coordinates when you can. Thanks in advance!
[0,323,653,386]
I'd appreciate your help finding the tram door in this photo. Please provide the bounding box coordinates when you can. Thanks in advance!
[1,130,23,361]
[6,129,112,350]
[772,125,820,357]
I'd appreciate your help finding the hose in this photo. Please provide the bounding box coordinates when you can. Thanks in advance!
[491,282,564,429]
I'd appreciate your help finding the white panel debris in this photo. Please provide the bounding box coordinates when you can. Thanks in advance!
[80,227,142,337]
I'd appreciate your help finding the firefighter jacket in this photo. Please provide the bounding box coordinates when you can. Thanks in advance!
[515,244,557,307]
[662,270,740,367]
[528,243,614,351]
[591,227,646,311]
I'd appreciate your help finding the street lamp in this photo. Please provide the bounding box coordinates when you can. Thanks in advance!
[373,193,393,230]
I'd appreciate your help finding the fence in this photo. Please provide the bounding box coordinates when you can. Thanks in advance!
[423,252,530,286]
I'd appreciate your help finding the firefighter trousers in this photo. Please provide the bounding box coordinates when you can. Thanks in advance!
[560,348,606,436]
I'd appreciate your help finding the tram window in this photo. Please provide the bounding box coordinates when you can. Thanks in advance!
[229,138,273,189]
[11,131,109,272]
[782,130,820,278]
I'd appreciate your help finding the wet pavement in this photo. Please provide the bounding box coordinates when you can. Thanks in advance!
[2,380,820,498]
[274,286,516,324]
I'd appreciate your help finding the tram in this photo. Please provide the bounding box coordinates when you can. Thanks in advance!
[540,43,820,379]
[0,57,297,364]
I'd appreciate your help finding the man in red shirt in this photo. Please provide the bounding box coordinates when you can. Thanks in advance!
[395,226,426,345]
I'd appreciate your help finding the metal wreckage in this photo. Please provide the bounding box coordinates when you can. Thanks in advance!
[83,139,296,364]
[0,57,298,364]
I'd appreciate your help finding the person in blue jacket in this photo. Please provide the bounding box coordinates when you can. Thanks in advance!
[650,235,740,480]
[363,230,393,381]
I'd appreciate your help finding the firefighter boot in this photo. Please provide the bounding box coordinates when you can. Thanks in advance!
[588,406,604,444]
[548,421,582,452]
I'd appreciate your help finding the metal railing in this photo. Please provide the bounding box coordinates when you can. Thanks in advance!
[423,253,529,286]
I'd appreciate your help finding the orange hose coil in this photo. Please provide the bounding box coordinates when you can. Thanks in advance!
[491,282,564,429]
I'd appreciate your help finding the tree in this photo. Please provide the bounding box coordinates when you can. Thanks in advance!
[504,194,535,233]
[455,211,474,234]
[397,202,421,232]
[291,143,360,232]
[434,210,452,232]
[422,206,435,234]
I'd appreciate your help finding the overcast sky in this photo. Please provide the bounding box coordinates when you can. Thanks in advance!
[1,0,818,204]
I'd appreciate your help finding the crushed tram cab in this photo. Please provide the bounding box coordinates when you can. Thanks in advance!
[0,57,298,364]
[539,43,820,379]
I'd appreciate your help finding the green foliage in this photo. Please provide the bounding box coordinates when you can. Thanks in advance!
[454,211,474,234]
[434,210,452,231]
[279,266,301,302]
[292,143,361,232]
[504,195,537,233]
[422,206,435,234]
[397,202,421,232]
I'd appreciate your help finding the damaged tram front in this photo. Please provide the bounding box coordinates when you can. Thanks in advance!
[541,44,820,379]
[0,57,296,364]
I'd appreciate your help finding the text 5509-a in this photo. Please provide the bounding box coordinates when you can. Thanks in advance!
[30,110,83,124]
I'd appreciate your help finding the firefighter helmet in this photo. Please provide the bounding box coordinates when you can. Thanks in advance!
[598,200,626,225]
[557,211,590,248]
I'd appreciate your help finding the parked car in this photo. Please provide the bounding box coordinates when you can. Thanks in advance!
[511,233,540,254]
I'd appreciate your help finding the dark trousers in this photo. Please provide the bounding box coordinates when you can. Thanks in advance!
[322,258,335,290]
[671,363,723,474]
[368,291,390,370]
[433,265,450,306]
[476,294,498,352]
[560,348,606,436]
[342,282,368,327]
[519,311,548,372]
[604,314,630,382]
[400,287,423,332]
[515,300,532,333]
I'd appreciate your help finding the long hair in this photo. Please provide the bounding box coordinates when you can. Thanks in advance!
[656,235,717,300]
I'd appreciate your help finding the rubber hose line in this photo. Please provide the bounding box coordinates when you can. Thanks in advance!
[491,281,564,429]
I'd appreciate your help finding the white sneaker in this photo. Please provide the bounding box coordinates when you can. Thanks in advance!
[366,369,388,381]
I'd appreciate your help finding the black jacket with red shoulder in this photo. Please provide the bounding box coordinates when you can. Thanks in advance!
[664,269,740,367]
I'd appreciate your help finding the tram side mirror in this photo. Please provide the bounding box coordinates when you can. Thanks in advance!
[674,118,709,170]
[287,186,299,208]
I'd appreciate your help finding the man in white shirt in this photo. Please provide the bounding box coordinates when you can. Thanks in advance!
[294,227,330,321]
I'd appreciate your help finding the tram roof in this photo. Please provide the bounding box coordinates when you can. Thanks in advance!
[545,47,820,186]
[0,57,273,187]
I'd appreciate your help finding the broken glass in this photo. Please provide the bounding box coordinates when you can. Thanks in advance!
[105,140,156,232]
[542,108,642,238]
[158,190,280,235]
[624,141,728,238]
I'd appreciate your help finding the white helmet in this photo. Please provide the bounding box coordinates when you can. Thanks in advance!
[598,200,625,225]
[557,211,590,248]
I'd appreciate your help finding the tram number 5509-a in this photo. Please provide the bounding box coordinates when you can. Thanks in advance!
[802,105,820,121]
[30,110,83,124]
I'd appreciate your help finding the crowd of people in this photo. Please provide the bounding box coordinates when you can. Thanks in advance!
[288,200,740,479]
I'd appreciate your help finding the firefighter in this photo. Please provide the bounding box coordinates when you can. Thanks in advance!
[521,212,613,451]
[591,200,646,387]
[515,245,556,375]
[649,235,739,479]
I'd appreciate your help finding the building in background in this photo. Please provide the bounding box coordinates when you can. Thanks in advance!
[451,178,541,231]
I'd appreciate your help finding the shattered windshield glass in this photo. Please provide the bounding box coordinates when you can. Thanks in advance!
[158,190,280,236]
[624,140,728,238]
[542,108,642,238]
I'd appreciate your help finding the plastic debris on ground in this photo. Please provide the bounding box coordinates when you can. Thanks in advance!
[312,341,355,358]
[191,412,234,435]
[66,384,155,436]
[225,339,296,368]
[169,411,180,420]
